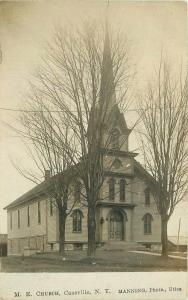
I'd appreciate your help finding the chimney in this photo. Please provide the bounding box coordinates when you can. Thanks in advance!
[44,170,50,181]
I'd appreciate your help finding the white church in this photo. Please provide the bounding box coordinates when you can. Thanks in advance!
[4,24,162,256]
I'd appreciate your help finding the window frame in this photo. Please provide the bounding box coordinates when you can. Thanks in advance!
[119,178,126,202]
[74,181,81,202]
[143,213,153,235]
[27,205,30,227]
[10,212,12,230]
[144,188,151,207]
[72,209,82,233]
[38,201,41,224]
[109,177,115,201]
[50,199,53,216]
[17,210,20,229]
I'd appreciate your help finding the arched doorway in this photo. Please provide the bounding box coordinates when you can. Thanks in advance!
[109,211,124,240]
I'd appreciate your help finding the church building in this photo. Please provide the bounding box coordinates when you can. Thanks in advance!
[4,24,162,256]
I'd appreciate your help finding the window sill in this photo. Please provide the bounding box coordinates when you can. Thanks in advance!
[72,231,82,233]
[144,233,152,235]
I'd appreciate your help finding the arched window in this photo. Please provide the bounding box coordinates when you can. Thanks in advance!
[111,128,120,149]
[142,213,153,234]
[72,210,82,232]
[74,181,81,202]
[144,188,150,206]
[120,179,126,202]
[109,178,115,201]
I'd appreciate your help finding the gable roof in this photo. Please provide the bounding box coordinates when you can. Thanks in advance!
[134,160,158,186]
[4,162,83,211]
[4,180,47,210]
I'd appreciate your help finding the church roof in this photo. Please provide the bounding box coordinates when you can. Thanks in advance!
[4,165,78,210]
[134,160,158,187]
[104,104,131,134]
[4,159,156,211]
[4,180,48,210]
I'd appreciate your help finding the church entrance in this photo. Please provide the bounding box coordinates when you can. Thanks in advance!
[109,211,124,240]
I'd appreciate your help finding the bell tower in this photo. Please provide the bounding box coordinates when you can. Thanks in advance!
[99,17,131,152]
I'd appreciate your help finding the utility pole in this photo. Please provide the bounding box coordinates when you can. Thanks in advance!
[177,217,181,252]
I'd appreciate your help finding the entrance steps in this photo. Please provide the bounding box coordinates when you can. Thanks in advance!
[98,241,146,251]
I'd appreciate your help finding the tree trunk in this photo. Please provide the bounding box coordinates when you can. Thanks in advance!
[87,204,96,258]
[161,216,168,257]
[59,209,66,257]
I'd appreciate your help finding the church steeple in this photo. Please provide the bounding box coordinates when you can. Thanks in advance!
[100,5,116,111]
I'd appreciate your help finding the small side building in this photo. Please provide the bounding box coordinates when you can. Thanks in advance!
[168,236,187,252]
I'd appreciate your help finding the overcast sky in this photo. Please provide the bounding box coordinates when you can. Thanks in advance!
[0,0,187,236]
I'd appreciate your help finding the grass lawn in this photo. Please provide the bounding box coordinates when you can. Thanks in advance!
[0,250,186,272]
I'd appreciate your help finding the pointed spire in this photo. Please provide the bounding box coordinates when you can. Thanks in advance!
[100,1,116,110]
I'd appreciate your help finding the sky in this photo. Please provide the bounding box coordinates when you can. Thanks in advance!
[0,0,187,236]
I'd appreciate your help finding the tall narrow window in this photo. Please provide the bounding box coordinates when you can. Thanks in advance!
[38,202,41,224]
[143,213,153,234]
[10,212,12,230]
[109,178,115,201]
[50,199,53,216]
[74,181,81,202]
[18,210,20,229]
[145,188,150,206]
[111,128,120,149]
[120,179,126,202]
[72,210,82,232]
[27,206,30,227]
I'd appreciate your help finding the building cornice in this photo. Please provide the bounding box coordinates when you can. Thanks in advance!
[100,148,138,158]
[96,201,136,208]
[104,171,134,178]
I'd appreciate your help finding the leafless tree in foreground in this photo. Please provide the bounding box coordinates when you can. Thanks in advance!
[14,20,135,258]
[13,105,79,256]
[138,59,188,257]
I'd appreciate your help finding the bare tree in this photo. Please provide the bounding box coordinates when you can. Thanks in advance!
[138,59,188,257]
[14,20,134,258]
[38,22,133,258]
[13,100,79,257]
